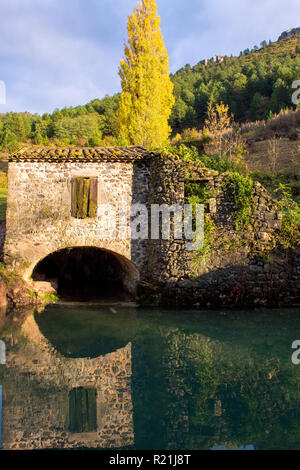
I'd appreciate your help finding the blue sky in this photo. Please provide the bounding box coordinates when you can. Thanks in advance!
[0,0,299,114]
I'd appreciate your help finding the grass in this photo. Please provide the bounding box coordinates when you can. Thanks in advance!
[41,293,59,302]
[0,168,8,221]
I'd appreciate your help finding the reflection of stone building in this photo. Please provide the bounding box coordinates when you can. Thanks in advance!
[2,314,134,450]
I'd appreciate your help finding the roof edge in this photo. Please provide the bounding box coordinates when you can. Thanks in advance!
[9,145,158,162]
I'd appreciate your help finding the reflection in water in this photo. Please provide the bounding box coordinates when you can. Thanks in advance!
[0,305,300,450]
[1,309,134,449]
[69,387,98,433]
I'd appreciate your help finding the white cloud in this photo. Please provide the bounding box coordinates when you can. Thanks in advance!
[0,0,124,113]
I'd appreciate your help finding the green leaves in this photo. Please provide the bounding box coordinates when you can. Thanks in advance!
[170,35,300,132]
[223,172,254,229]
[275,183,300,248]
[117,0,174,147]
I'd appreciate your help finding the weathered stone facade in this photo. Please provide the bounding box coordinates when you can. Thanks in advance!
[4,151,150,280]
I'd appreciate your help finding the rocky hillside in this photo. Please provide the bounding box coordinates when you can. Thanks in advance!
[278,27,300,41]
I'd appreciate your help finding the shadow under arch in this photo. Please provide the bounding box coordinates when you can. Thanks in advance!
[31,246,139,302]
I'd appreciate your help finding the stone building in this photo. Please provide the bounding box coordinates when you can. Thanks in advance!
[3,146,299,307]
[4,146,154,301]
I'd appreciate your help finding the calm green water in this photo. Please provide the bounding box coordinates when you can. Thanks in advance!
[1,305,300,450]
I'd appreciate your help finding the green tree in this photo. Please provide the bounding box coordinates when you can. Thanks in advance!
[3,113,27,141]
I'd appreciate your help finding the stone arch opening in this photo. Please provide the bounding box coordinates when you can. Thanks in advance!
[31,247,139,302]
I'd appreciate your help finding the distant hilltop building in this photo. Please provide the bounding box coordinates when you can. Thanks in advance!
[200,56,224,66]
[278,27,300,41]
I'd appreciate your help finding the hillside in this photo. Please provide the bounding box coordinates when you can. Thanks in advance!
[0,28,299,152]
[241,32,300,62]
[170,32,300,133]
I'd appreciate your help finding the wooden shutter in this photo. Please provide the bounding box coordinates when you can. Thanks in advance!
[69,387,97,433]
[71,177,98,219]
[88,177,98,218]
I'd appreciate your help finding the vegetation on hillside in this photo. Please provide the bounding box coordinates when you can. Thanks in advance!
[0,95,120,152]
[0,32,299,152]
[170,33,300,133]
[167,99,300,250]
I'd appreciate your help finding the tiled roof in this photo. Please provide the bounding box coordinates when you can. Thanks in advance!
[9,146,218,179]
[9,146,156,162]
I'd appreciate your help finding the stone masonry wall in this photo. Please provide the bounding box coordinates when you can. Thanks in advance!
[147,154,186,284]
[143,163,300,308]
[4,152,299,308]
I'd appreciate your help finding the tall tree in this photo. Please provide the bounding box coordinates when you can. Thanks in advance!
[117,0,174,147]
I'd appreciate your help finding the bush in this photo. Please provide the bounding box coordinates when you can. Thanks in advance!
[241,109,300,141]
[250,169,300,199]
[222,172,254,228]
[275,183,300,248]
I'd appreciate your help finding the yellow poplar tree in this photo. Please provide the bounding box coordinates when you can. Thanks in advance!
[118,0,175,147]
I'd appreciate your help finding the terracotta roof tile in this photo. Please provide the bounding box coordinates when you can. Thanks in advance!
[9,146,156,162]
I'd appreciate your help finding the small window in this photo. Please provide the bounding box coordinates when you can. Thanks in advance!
[69,387,97,433]
[71,177,98,219]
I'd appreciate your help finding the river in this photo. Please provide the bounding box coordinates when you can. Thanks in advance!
[0,304,300,450]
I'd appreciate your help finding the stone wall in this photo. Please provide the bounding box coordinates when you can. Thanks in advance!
[143,161,299,308]
[4,161,150,279]
[147,154,186,284]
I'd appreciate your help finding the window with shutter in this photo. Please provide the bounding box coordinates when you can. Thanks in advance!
[69,387,97,433]
[71,177,98,219]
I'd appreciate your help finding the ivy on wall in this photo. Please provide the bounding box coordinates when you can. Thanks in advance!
[222,173,254,229]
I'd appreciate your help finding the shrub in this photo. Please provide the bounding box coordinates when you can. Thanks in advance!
[0,171,7,189]
[171,144,247,174]
[41,293,59,302]
[222,173,254,228]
